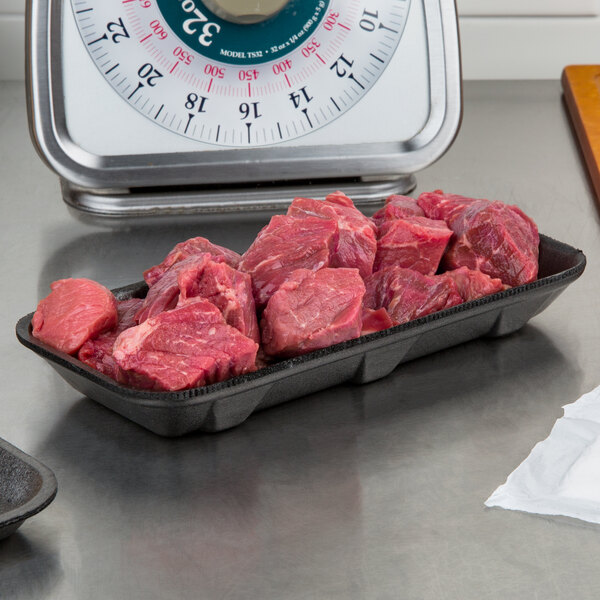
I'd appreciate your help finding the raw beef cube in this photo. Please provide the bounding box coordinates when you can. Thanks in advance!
[364,267,463,325]
[361,307,394,335]
[287,197,376,276]
[239,215,338,309]
[374,216,453,274]
[32,278,118,355]
[136,254,214,323]
[417,190,487,226]
[287,195,377,278]
[178,259,259,342]
[417,191,539,287]
[115,297,144,326]
[261,268,366,357]
[443,267,506,302]
[371,195,425,229]
[78,298,144,379]
[137,254,259,342]
[113,300,258,391]
[144,236,241,286]
[324,190,355,208]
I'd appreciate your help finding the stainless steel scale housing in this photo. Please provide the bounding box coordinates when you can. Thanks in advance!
[26,0,462,223]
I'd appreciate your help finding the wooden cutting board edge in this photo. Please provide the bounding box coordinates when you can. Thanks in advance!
[561,65,600,203]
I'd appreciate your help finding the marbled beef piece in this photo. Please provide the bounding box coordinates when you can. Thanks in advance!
[261,268,365,357]
[417,190,485,226]
[287,194,377,278]
[443,267,506,302]
[135,254,215,323]
[371,195,425,229]
[178,259,259,343]
[78,298,144,379]
[113,300,258,391]
[324,190,355,208]
[32,278,118,355]
[417,191,539,287]
[361,307,394,335]
[238,214,339,309]
[136,254,259,342]
[144,236,241,286]
[374,216,453,275]
[364,267,463,325]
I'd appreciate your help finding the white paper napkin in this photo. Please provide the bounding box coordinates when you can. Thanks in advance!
[485,385,600,524]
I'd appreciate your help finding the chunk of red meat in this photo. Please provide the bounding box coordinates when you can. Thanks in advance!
[113,300,258,391]
[443,267,506,302]
[144,236,241,286]
[371,195,425,229]
[417,191,539,287]
[417,190,487,226]
[364,267,462,325]
[287,195,377,278]
[178,259,259,342]
[324,190,355,208]
[238,215,339,309]
[78,298,144,379]
[32,278,118,355]
[136,254,259,342]
[136,254,214,323]
[374,216,452,274]
[361,307,394,335]
[261,268,365,357]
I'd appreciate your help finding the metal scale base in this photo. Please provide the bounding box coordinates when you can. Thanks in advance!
[61,175,417,225]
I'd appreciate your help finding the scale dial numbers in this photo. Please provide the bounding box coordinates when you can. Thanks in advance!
[71,0,411,147]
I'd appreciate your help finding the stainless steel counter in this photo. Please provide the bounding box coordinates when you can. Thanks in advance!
[1,80,599,599]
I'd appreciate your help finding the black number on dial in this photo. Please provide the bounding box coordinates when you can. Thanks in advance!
[107,18,130,43]
[239,102,262,120]
[359,9,399,34]
[330,54,365,89]
[289,87,313,109]
[185,93,208,112]
[138,63,163,86]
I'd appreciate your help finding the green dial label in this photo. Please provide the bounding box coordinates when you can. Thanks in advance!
[156,0,330,65]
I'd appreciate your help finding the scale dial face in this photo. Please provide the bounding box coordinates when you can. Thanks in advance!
[70,0,411,148]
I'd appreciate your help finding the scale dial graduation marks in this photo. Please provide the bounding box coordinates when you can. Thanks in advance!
[27,0,462,221]
[73,0,409,147]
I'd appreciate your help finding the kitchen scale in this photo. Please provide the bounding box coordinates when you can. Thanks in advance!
[26,0,462,223]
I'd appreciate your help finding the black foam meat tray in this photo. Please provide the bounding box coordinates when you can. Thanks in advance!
[16,234,585,437]
[0,438,57,540]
